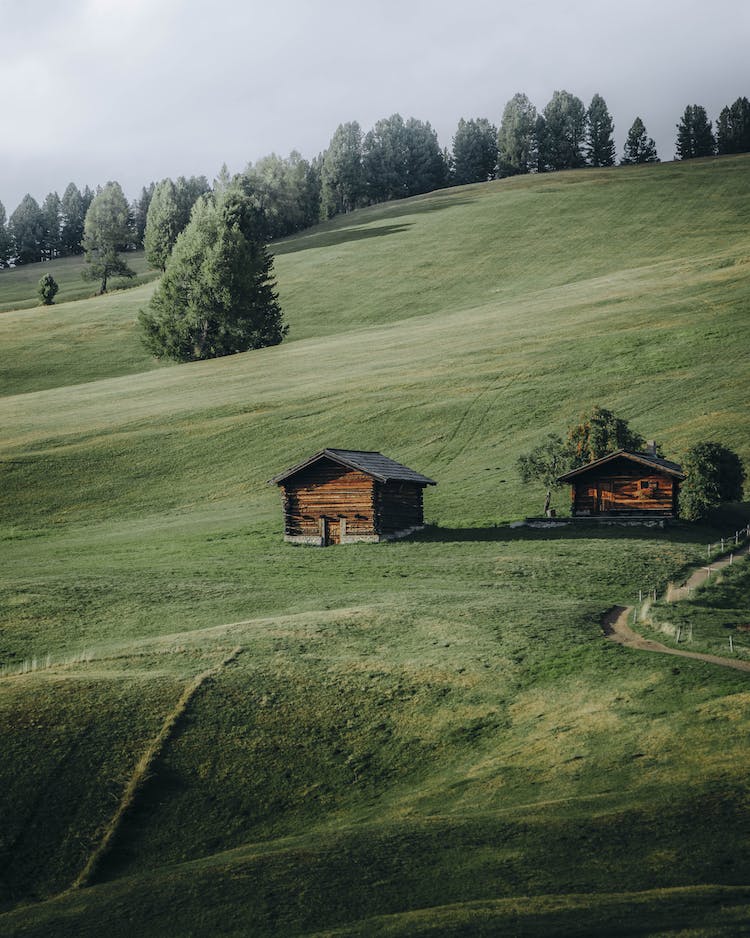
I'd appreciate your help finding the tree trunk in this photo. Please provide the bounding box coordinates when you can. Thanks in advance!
[543,489,551,515]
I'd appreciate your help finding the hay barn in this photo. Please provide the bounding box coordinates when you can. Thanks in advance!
[270,448,436,545]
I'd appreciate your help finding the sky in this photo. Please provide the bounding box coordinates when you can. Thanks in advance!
[1,0,748,211]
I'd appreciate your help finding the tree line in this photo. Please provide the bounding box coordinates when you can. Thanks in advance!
[1,93,747,270]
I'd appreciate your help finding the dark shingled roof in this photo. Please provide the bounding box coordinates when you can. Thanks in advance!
[556,449,685,483]
[270,449,437,486]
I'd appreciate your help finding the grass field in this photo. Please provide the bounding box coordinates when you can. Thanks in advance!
[1,156,749,935]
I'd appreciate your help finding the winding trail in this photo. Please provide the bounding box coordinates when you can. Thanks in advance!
[602,606,750,673]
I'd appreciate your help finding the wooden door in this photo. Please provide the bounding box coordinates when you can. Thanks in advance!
[323,518,341,546]
[598,481,614,513]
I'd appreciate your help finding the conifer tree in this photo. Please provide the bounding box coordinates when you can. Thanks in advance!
[621,117,659,164]
[451,118,498,185]
[144,178,181,270]
[82,181,134,293]
[675,105,716,159]
[585,94,616,167]
[139,181,287,361]
[60,183,87,255]
[716,97,750,154]
[9,194,45,264]
[542,90,587,170]
[0,201,12,267]
[497,93,537,176]
[320,122,363,218]
[41,191,62,260]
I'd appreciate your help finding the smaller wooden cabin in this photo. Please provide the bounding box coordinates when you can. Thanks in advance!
[270,448,437,545]
[556,447,685,518]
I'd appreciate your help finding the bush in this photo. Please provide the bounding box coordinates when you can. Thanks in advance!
[680,442,746,520]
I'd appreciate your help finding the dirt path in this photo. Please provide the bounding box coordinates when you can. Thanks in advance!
[602,606,750,673]
[666,548,747,602]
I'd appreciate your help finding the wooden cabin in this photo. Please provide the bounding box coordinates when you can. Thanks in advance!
[270,448,437,545]
[556,446,685,518]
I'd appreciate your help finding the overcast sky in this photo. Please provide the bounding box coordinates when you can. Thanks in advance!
[1,0,748,211]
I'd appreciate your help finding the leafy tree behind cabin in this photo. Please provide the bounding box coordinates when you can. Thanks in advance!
[320,121,364,218]
[517,407,647,513]
[37,273,59,305]
[139,181,287,362]
[9,194,45,264]
[680,442,746,521]
[497,93,537,176]
[675,104,716,159]
[540,90,587,171]
[716,96,750,154]
[621,117,659,164]
[451,117,498,185]
[585,94,616,167]
[81,181,135,293]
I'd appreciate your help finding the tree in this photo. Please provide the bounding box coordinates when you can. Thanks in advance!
[534,114,549,172]
[451,118,498,186]
[9,194,45,264]
[566,406,645,467]
[403,117,447,196]
[144,178,181,270]
[60,183,87,255]
[542,91,587,170]
[320,121,363,218]
[585,94,616,167]
[716,97,750,155]
[138,181,287,362]
[82,181,135,293]
[244,151,322,239]
[680,442,745,521]
[517,434,571,514]
[675,105,716,159]
[0,201,12,268]
[37,273,59,305]
[497,93,537,177]
[131,182,155,247]
[363,114,408,203]
[621,117,659,164]
[41,191,62,260]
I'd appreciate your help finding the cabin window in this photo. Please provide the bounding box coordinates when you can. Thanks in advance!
[640,480,657,490]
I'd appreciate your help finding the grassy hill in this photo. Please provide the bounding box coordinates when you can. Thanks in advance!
[1,156,749,935]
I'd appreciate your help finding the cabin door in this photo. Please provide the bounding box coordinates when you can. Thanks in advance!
[597,481,614,513]
[323,517,341,546]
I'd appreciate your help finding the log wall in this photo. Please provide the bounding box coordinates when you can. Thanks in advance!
[376,482,425,533]
[572,462,677,515]
[281,461,376,538]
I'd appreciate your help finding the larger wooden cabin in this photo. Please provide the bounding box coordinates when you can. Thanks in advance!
[557,446,685,518]
[270,449,437,545]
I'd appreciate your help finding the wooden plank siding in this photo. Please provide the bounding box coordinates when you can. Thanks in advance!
[376,482,425,533]
[281,460,376,538]
[571,463,677,516]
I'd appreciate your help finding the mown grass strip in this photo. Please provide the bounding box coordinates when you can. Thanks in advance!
[70,645,242,890]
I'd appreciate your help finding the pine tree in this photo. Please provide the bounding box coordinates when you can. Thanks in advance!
[497,93,537,176]
[144,179,181,270]
[585,94,616,167]
[0,201,12,268]
[621,117,659,164]
[320,122,363,218]
[542,91,587,170]
[37,273,59,305]
[60,183,87,255]
[9,194,45,264]
[675,105,716,159]
[139,182,287,362]
[716,97,750,154]
[451,118,498,185]
[41,191,62,260]
[132,183,155,247]
[82,181,135,293]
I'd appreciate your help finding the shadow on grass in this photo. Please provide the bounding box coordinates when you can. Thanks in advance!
[272,223,413,256]
[410,522,716,545]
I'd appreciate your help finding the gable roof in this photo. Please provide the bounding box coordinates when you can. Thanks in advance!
[556,449,685,483]
[270,448,437,486]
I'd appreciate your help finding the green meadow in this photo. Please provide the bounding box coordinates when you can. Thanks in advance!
[1,156,749,935]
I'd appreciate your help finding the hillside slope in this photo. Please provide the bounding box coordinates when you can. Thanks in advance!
[1,157,749,935]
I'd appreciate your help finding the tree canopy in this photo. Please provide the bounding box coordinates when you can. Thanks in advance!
[585,94,616,167]
[139,181,287,362]
[676,105,716,159]
[716,97,750,155]
[497,93,537,176]
[451,118,498,185]
[37,273,59,306]
[9,194,45,264]
[541,90,587,171]
[320,122,364,218]
[621,117,659,164]
[680,442,746,521]
[81,181,135,293]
